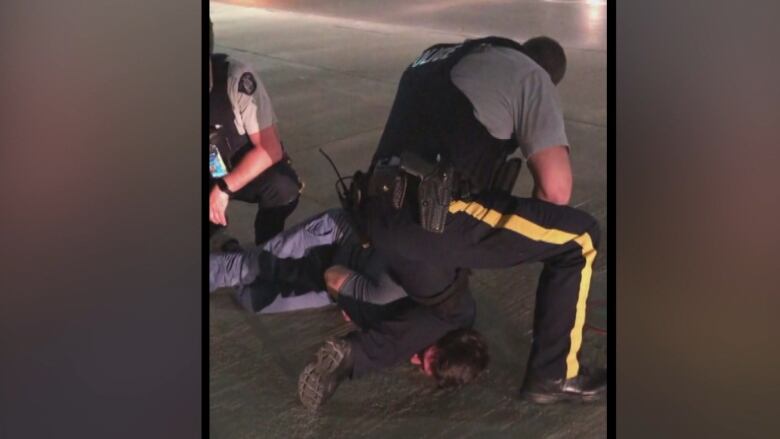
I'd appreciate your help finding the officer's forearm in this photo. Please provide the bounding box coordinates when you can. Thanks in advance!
[527,145,572,205]
[223,127,283,192]
[224,147,276,191]
[533,184,571,205]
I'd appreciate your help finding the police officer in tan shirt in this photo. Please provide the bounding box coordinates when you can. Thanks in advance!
[209,20,301,245]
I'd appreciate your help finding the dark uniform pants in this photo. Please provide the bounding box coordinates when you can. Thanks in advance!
[366,190,600,381]
[209,145,302,245]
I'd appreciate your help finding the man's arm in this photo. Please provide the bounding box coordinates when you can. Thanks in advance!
[324,265,352,297]
[527,145,572,205]
[324,265,409,305]
[344,291,476,378]
[514,69,572,205]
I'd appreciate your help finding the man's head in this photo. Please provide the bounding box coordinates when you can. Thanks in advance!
[411,328,489,388]
[523,36,567,85]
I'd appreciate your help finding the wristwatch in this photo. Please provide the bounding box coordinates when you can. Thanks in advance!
[215,178,234,196]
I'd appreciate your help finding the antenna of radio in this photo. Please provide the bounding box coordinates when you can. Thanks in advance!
[319,148,348,195]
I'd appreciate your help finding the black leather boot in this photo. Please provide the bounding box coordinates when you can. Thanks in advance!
[520,367,607,404]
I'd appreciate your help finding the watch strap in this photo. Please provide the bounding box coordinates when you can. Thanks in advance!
[215,178,234,196]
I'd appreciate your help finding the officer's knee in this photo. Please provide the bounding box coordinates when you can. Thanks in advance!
[583,215,600,250]
[263,165,301,205]
[274,175,301,205]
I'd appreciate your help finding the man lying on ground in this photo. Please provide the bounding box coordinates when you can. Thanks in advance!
[209,209,489,409]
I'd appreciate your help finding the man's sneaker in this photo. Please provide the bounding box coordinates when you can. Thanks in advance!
[298,338,354,411]
[520,367,606,404]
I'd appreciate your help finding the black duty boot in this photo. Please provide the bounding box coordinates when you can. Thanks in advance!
[520,367,606,404]
[298,338,354,411]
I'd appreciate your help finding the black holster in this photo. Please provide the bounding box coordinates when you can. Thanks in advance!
[382,151,455,234]
[368,153,522,235]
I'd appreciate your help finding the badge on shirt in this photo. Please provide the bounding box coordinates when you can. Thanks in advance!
[238,72,257,95]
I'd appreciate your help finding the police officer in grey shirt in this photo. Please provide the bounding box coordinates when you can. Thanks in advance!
[209,20,301,245]
[339,36,606,405]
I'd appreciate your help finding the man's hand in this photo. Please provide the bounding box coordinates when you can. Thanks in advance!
[324,265,353,298]
[209,185,230,226]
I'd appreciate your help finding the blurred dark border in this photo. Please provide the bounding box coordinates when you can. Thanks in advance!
[0,0,204,437]
[607,0,616,434]
[202,0,211,435]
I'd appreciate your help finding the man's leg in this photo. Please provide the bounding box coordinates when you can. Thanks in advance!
[233,282,332,315]
[210,210,353,309]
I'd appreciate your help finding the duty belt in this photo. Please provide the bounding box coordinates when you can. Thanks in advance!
[369,152,456,234]
[367,151,524,236]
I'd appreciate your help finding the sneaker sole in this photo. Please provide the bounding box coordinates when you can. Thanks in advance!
[297,340,349,411]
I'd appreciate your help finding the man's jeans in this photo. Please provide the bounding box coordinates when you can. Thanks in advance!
[210,209,352,313]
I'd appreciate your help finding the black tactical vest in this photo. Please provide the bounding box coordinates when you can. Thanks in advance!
[372,37,528,193]
[210,54,251,163]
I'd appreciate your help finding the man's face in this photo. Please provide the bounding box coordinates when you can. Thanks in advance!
[410,345,438,377]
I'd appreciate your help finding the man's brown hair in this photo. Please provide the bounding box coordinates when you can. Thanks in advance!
[431,328,489,388]
[523,36,567,85]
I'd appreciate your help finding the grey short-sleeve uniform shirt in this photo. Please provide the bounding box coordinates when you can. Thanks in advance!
[224,56,278,136]
[450,45,569,159]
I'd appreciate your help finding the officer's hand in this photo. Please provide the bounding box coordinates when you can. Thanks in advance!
[209,186,230,226]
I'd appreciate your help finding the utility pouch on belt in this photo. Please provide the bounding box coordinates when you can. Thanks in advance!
[490,158,523,194]
[399,151,454,234]
[209,124,236,161]
[209,125,231,178]
[368,157,407,209]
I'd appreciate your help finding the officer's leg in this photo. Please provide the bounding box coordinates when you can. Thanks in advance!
[232,158,302,245]
[254,198,299,244]
[442,192,601,382]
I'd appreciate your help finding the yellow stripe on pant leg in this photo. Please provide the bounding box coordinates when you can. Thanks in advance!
[566,233,596,378]
[449,200,596,379]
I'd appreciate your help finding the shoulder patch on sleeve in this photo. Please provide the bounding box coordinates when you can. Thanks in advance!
[238,72,257,95]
